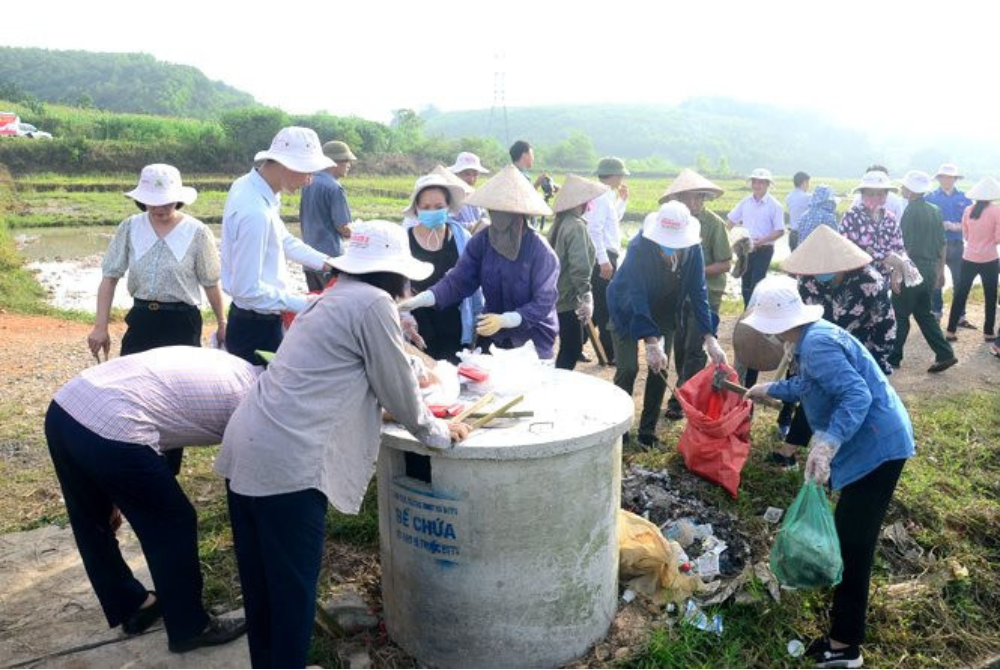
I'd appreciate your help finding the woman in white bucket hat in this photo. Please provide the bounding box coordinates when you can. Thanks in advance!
[743,275,914,670]
[217,219,471,669]
[839,169,905,280]
[770,226,897,469]
[402,171,483,361]
[605,200,728,447]
[88,163,226,471]
[945,176,1000,350]
[220,126,340,365]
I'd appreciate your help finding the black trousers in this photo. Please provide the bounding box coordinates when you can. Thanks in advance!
[45,402,209,644]
[830,458,906,645]
[591,251,619,364]
[227,485,328,669]
[741,245,774,308]
[120,302,201,474]
[227,305,284,366]
[555,310,585,370]
[947,258,999,336]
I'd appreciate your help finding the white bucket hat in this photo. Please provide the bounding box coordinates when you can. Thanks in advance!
[967,176,1000,202]
[742,275,824,335]
[448,152,490,175]
[642,201,701,249]
[327,220,433,281]
[899,170,933,195]
[403,172,468,218]
[254,126,335,174]
[852,170,898,193]
[125,164,197,206]
[746,168,775,185]
[934,163,963,180]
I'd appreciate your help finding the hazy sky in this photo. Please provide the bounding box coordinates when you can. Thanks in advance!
[3,0,994,138]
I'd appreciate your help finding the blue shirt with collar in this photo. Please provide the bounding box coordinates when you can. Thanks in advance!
[299,170,352,257]
[767,319,914,490]
[925,187,971,242]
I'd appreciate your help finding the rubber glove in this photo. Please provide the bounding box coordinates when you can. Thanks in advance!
[399,290,435,312]
[476,312,522,337]
[743,382,773,402]
[704,335,728,366]
[575,292,594,323]
[399,312,426,350]
[804,432,841,485]
[644,339,668,374]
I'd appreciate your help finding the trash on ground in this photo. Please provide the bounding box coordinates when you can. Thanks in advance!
[618,509,704,604]
[764,507,784,524]
[682,599,724,636]
[787,639,805,657]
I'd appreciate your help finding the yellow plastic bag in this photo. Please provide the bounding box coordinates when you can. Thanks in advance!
[618,509,703,604]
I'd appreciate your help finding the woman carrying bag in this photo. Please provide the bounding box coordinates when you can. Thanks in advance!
[744,276,914,669]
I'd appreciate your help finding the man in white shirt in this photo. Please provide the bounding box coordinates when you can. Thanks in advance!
[220,126,337,364]
[727,167,785,308]
[586,156,630,363]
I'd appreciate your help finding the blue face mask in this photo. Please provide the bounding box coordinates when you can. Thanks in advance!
[815,272,837,283]
[417,208,448,229]
[658,244,675,256]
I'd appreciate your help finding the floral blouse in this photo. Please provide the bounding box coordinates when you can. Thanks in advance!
[102,213,220,305]
[838,205,905,278]
[798,265,897,374]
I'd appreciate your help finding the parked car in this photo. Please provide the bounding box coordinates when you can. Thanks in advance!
[0,111,19,137]
[17,122,52,139]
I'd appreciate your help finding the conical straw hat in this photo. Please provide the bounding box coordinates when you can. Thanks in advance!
[732,310,785,371]
[658,168,724,204]
[781,224,873,275]
[967,176,1000,201]
[552,174,609,213]
[465,165,553,217]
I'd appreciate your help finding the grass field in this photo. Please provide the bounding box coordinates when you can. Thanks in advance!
[7,172,860,231]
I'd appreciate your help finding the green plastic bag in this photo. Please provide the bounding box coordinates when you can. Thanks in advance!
[769,481,843,589]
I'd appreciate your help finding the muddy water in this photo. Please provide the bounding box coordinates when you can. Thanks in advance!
[15,224,308,313]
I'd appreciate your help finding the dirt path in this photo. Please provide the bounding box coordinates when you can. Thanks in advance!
[1,305,998,668]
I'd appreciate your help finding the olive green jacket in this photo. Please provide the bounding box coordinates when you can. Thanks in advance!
[548,212,597,313]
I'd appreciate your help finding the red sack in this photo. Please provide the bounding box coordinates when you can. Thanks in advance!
[675,364,752,498]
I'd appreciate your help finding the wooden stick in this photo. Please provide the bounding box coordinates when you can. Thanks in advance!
[468,395,525,431]
[585,319,610,366]
[453,392,496,423]
[468,410,534,419]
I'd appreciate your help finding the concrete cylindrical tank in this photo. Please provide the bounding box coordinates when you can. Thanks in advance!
[377,370,633,668]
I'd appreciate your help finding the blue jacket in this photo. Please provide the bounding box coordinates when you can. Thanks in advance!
[446,220,485,345]
[768,319,914,489]
[606,233,716,341]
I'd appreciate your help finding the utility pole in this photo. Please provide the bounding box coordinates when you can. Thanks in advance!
[487,50,509,146]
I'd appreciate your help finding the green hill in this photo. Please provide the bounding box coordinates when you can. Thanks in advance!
[422,99,877,177]
[0,47,257,118]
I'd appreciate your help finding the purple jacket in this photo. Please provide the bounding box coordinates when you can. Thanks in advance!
[430,228,560,358]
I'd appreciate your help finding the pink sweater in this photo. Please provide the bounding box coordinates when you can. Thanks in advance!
[962,203,1000,263]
